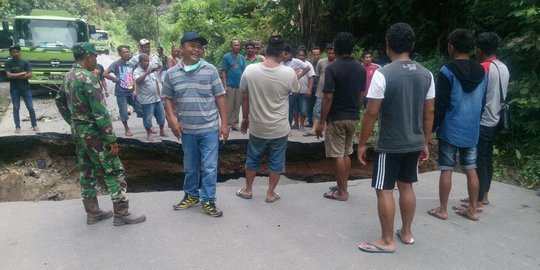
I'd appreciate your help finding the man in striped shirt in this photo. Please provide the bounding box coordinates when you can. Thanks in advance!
[163,32,229,218]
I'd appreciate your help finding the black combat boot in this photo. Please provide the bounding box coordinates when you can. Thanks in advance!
[83,198,113,225]
[113,200,146,226]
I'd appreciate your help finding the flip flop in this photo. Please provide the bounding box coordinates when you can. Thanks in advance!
[125,130,134,136]
[396,229,415,245]
[426,208,448,220]
[303,131,315,137]
[236,188,252,199]
[358,242,395,254]
[454,204,484,213]
[455,209,479,221]
[323,190,347,201]
[460,197,489,205]
[265,193,280,203]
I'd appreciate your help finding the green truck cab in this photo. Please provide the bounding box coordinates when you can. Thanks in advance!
[91,29,110,55]
[0,13,95,91]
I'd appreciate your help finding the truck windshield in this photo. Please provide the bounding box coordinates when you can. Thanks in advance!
[91,32,108,40]
[14,19,84,48]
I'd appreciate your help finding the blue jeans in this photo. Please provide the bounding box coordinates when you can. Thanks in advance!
[288,95,299,126]
[437,139,477,171]
[141,101,165,129]
[116,95,142,122]
[10,87,37,128]
[181,130,219,203]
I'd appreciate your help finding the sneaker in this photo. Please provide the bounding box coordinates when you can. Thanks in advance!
[201,201,223,217]
[32,126,39,131]
[172,194,200,210]
[15,128,21,134]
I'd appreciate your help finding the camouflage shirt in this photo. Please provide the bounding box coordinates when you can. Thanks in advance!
[56,64,116,144]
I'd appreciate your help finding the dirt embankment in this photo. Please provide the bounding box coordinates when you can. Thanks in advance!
[0,133,438,202]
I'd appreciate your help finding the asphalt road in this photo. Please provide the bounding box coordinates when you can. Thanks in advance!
[0,172,539,269]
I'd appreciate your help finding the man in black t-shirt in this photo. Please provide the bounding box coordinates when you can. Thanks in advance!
[316,32,366,202]
[5,45,38,133]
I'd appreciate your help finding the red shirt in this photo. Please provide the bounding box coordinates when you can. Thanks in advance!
[364,63,381,94]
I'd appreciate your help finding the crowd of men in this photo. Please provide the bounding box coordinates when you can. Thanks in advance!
[5,22,510,253]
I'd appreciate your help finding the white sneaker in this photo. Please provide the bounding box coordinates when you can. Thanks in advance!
[33,126,40,131]
[15,128,21,134]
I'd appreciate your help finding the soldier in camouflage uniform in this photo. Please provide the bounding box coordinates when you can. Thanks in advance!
[55,43,146,226]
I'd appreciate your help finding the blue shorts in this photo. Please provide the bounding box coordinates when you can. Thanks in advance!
[245,134,288,174]
[437,139,477,171]
[297,94,309,116]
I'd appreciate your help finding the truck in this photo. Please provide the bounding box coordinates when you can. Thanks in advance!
[90,29,110,55]
[0,11,95,92]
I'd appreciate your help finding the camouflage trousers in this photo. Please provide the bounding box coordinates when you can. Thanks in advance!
[73,126,128,202]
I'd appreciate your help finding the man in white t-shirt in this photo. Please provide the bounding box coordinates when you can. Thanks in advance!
[282,45,311,129]
[295,46,315,131]
[235,35,300,203]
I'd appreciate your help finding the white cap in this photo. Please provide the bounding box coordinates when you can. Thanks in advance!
[139,39,150,45]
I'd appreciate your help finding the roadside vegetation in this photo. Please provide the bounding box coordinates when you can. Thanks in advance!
[1,0,538,188]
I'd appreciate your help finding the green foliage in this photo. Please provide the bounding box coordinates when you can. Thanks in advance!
[0,0,98,19]
[100,9,136,50]
[519,156,540,189]
[125,3,158,42]
[163,0,274,64]
[416,54,446,76]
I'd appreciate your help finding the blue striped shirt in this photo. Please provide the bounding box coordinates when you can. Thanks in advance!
[162,60,225,134]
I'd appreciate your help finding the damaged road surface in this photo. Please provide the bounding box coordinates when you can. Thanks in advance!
[0,132,377,201]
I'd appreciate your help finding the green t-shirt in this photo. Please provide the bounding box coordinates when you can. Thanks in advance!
[245,55,263,66]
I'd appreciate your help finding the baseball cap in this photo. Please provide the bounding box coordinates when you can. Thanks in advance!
[72,42,97,55]
[139,39,151,45]
[8,44,21,52]
[268,35,284,46]
[180,32,208,45]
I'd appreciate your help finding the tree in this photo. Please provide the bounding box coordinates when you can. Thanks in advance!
[125,3,158,42]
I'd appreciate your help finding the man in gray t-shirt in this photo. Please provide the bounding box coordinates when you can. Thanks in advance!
[305,45,335,137]
[235,35,300,204]
[474,32,510,208]
[357,23,435,254]
[133,53,167,141]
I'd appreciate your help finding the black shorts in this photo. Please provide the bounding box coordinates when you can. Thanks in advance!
[371,151,421,190]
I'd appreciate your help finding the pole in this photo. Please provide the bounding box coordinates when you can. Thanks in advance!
[97,0,101,27]
[156,5,160,43]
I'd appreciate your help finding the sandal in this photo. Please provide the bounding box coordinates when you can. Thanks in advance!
[236,188,252,199]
